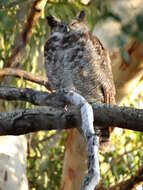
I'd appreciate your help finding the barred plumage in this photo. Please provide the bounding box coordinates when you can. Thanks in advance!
[44,11,116,148]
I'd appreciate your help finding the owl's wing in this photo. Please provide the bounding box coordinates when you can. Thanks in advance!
[92,36,116,149]
[92,35,116,105]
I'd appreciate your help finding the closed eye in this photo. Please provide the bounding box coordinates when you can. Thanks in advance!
[60,24,65,28]
[71,21,77,26]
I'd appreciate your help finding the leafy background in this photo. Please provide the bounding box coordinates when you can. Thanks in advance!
[0,0,143,189]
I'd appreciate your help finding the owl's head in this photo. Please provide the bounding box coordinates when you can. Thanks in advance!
[46,11,89,35]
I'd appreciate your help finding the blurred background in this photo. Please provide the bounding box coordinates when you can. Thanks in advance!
[0,0,143,190]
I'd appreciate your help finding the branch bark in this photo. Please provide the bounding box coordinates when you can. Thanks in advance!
[0,106,80,135]
[0,87,143,135]
[0,68,52,90]
[0,87,64,107]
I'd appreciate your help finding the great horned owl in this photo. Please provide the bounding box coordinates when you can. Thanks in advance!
[44,11,116,147]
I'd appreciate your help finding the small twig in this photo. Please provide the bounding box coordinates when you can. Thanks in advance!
[0,68,52,90]
[39,132,59,143]
[102,148,140,178]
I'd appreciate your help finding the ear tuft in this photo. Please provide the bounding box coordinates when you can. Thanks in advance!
[78,10,86,22]
[46,15,58,28]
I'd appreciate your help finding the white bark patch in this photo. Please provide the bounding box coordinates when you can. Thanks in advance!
[64,90,100,190]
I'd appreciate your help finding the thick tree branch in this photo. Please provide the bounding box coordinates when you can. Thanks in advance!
[0,107,80,135]
[0,87,143,133]
[0,87,64,107]
[0,104,143,135]
[0,87,143,135]
[0,68,52,90]
[92,103,143,132]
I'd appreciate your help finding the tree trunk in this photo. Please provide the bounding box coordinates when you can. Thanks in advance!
[61,129,86,190]
[0,103,28,190]
[0,136,28,190]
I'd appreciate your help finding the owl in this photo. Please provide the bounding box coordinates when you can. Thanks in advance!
[44,11,116,148]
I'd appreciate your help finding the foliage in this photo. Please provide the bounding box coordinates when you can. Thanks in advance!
[27,131,66,190]
[0,0,143,190]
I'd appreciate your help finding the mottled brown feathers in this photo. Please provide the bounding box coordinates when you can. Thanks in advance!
[44,11,116,147]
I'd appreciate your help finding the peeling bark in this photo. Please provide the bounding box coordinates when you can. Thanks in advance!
[112,41,143,103]
[64,91,100,190]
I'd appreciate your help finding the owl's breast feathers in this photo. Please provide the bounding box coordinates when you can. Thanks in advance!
[90,34,116,104]
[44,30,116,147]
[44,32,115,104]
[45,15,116,150]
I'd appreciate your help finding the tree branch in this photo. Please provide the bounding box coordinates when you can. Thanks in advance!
[92,103,143,132]
[0,87,64,107]
[0,107,80,135]
[0,68,52,90]
[0,87,143,135]
[5,0,47,68]
[96,165,143,190]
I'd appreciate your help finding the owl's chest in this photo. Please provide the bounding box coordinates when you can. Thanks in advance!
[45,37,103,96]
